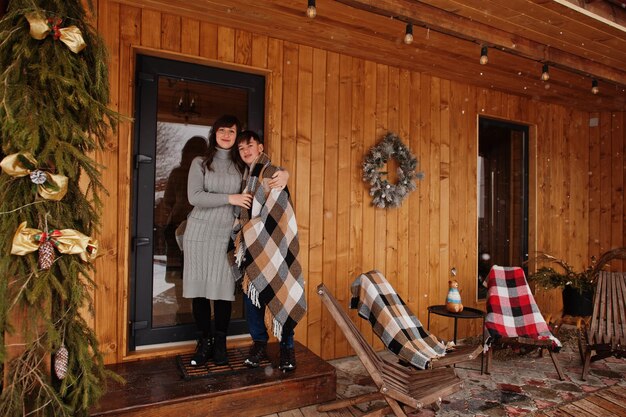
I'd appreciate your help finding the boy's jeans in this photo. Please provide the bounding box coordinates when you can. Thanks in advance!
[244,295,294,348]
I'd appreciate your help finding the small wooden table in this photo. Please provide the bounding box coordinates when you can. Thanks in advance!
[427,305,486,344]
[551,314,591,335]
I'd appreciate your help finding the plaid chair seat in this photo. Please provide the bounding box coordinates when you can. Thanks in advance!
[485,265,561,351]
[351,270,446,369]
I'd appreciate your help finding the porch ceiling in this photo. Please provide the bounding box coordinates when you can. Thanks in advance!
[116,0,626,111]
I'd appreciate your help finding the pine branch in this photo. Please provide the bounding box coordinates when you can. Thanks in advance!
[1,0,123,414]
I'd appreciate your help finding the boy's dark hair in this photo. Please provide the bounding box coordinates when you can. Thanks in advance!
[236,130,263,146]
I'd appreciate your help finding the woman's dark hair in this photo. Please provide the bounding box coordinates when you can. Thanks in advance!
[204,114,243,171]
[234,130,264,172]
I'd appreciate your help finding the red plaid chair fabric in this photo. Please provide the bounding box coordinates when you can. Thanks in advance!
[484,266,565,380]
[485,266,561,349]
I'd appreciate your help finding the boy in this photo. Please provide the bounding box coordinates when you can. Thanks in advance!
[231,131,307,371]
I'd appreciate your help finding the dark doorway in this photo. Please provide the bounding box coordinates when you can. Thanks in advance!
[477,118,529,300]
[130,55,265,349]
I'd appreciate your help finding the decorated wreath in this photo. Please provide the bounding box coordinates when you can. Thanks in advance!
[362,132,423,209]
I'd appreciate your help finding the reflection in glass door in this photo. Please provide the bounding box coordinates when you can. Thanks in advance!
[152,104,208,329]
[131,55,265,349]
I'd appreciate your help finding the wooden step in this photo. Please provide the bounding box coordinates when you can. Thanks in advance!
[91,342,336,417]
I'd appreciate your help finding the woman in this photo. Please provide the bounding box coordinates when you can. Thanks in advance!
[183,115,286,366]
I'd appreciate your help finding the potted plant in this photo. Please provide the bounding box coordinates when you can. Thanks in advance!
[526,247,626,317]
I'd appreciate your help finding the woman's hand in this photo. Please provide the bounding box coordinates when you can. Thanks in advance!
[229,193,253,209]
[268,169,289,190]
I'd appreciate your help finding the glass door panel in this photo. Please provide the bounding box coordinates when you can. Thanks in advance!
[477,118,529,300]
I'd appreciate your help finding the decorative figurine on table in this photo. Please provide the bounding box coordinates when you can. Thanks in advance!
[446,268,464,313]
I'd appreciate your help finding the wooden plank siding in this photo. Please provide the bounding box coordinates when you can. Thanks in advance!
[96,0,626,364]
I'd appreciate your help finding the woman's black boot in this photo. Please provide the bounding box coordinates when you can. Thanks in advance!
[213,331,229,365]
[190,335,213,366]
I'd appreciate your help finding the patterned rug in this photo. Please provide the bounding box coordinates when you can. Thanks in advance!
[329,326,626,416]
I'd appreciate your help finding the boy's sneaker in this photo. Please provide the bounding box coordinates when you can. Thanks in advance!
[279,346,296,372]
[244,341,267,368]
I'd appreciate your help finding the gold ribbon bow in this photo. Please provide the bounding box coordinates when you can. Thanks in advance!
[0,153,69,201]
[11,221,98,263]
[26,13,86,54]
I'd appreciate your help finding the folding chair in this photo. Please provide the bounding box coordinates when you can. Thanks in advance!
[350,270,483,370]
[316,283,462,417]
[484,266,565,380]
[578,271,626,380]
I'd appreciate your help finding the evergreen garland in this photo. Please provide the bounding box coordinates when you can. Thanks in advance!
[0,1,121,415]
[362,132,423,209]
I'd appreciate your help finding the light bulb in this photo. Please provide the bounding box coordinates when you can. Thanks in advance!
[591,79,599,95]
[479,46,488,65]
[306,0,316,18]
[541,64,550,81]
[404,23,413,45]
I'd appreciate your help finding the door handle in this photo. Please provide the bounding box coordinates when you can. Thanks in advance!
[133,237,150,247]
[135,154,153,168]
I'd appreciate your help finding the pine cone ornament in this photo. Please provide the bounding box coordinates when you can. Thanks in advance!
[38,240,56,269]
[54,344,69,380]
[29,169,47,184]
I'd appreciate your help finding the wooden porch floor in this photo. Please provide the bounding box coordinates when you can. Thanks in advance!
[533,385,626,417]
[91,342,336,417]
[91,332,626,417]
[259,385,626,417]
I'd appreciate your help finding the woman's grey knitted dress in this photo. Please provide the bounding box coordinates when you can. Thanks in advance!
[183,148,241,301]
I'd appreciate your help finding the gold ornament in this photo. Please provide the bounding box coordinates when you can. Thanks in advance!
[54,344,69,380]
[25,13,86,54]
[0,153,69,201]
[11,221,98,263]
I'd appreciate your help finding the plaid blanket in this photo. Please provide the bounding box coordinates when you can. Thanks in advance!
[351,270,446,369]
[229,153,306,340]
[485,266,561,351]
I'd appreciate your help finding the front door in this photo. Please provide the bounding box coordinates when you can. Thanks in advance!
[130,55,265,349]
[477,117,529,300]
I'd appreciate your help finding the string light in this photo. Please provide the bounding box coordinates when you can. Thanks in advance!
[306,0,316,19]
[541,64,550,81]
[404,23,413,45]
[479,46,488,65]
[358,10,608,98]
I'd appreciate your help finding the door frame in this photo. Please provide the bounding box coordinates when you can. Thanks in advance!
[477,116,530,300]
[129,54,266,350]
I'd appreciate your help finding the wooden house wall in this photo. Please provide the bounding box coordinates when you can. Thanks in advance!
[94,1,626,364]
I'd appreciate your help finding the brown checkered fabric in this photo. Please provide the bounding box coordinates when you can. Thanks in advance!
[230,153,306,339]
[351,270,446,369]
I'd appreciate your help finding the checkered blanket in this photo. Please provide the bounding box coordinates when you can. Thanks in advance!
[485,266,561,351]
[229,153,306,340]
[351,270,446,370]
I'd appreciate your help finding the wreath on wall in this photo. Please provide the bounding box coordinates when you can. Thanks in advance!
[363,132,423,209]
